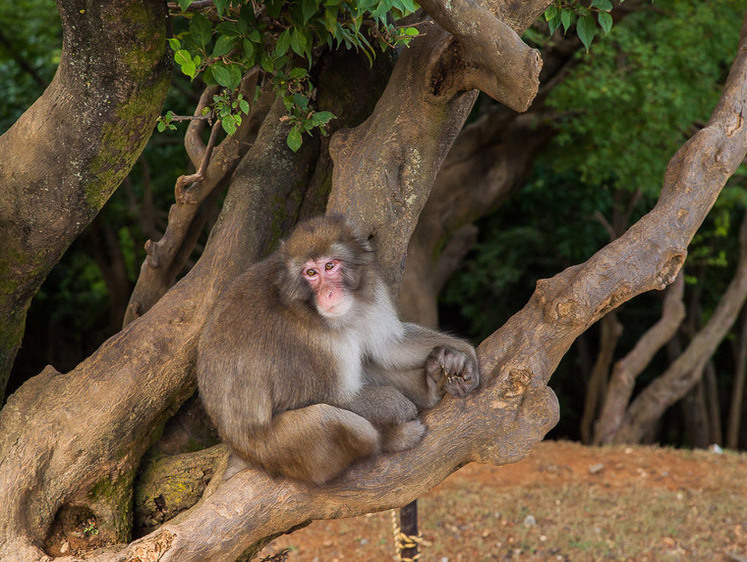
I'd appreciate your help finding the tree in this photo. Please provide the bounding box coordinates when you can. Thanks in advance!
[1,1,747,560]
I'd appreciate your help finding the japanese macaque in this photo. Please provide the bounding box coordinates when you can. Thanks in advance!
[196,215,480,484]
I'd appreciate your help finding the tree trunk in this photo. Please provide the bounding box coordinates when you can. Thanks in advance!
[726,305,747,448]
[1,4,747,561]
[593,273,685,444]
[0,0,171,398]
[580,313,622,444]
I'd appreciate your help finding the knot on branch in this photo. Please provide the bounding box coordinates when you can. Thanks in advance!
[655,252,686,289]
[593,282,633,319]
[474,386,559,466]
[502,368,531,398]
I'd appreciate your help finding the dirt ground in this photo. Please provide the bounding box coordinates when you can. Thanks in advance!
[258,441,747,561]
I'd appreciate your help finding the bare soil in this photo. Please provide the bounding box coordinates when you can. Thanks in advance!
[258,441,747,561]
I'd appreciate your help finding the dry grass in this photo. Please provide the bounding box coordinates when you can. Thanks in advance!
[259,441,747,561]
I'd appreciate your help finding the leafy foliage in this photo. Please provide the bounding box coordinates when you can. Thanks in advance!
[0,0,60,133]
[166,0,420,150]
[544,0,615,52]
[546,0,744,197]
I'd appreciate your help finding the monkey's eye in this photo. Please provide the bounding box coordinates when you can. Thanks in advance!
[325,262,335,271]
[305,268,317,277]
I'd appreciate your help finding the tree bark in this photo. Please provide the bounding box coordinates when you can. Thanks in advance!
[1,4,747,561]
[580,313,622,444]
[0,0,171,398]
[610,210,747,444]
[726,305,747,449]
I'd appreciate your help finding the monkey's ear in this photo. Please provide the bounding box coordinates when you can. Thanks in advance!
[340,215,374,253]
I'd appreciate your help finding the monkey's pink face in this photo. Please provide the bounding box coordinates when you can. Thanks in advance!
[302,258,353,318]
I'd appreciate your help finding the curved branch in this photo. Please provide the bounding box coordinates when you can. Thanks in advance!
[123,81,275,326]
[185,86,220,167]
[328,0,551,290]
[418,0,543,110]
[593,272,685,445]
[610,210,747,443]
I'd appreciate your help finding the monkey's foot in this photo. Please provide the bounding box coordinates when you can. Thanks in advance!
[380,420,426,452]
[426,345,480,397]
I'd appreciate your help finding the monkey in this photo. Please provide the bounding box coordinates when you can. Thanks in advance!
[196,215,480,484]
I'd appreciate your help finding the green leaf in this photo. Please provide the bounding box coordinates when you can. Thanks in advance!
[168,37,181,51]
[222,114,237,135]
[324,7,338,31]
[214,0,229,16]
[228,64,242,90]
[577,14,596,52]
[261,52,274,73]
[302,0,318,23]
[544,5,558,21]
[293,93,309,111]
[157,121,166,132]
[239,98,250,114]
[290,28,308,57]
[248,29,261,43]
[178,0,193,11]
[190,13,212,47]
[213,35,235,57]
[202,66,216,86]
[561,9,574,34]
[289,67,307,79]
[598,11,613,34]
[174,49,192,67]
[211,64,232,87]
[591,0,613,10]
[243,39,255,64]
[314,111,335,124]
[276,29,291,57]
[548,14,561,36]
[287,127,303,152]
[216,22,241,38]
[181,61,197,79]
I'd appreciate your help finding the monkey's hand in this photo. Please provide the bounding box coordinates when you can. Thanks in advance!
[425,345,480,398]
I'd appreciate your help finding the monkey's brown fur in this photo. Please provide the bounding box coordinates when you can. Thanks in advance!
[197,215,479,484]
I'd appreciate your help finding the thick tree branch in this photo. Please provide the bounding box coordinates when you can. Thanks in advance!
[185,86,220,167]
[122,81,275,326]
[0,0,171,399]
[327,0,552,291]
[610,210,747,443]
[0,101,318,560]
[417,0,542,110]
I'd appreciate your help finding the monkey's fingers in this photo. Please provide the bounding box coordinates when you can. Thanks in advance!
[443,359,480,397]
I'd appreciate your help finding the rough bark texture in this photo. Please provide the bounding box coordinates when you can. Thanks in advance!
[609,210,747,444]
[0,100,318,560]
[1,3,747,561]
[327,0,551,290]
[593,273,686,445]
[0,0,170,399]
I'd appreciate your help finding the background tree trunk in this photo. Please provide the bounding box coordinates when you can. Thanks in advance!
[0,0,171,398]
[727,305,747,448]
[609,210,747,444]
